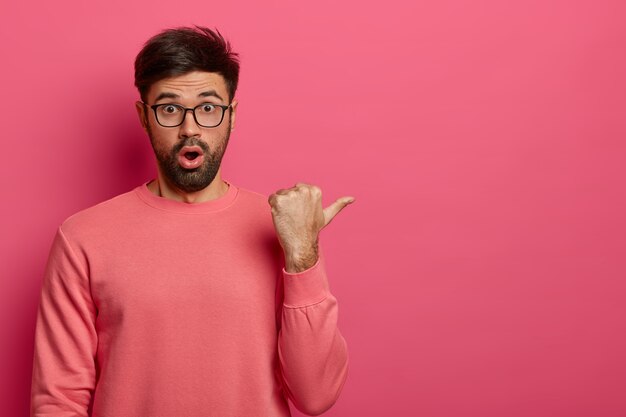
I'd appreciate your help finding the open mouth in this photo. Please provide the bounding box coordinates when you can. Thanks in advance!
[178,146,205,169]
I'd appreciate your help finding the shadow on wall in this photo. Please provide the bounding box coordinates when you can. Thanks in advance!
[90,87,156,201]
[101,113,155,195]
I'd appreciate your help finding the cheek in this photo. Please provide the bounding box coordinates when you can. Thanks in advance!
[150,130,177,150]
[201,127,228,144]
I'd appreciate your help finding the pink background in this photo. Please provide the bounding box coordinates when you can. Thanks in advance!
[2,0,626,416]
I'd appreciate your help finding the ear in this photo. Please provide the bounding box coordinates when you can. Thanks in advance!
[135,101,149,133]
[229,99,238,131]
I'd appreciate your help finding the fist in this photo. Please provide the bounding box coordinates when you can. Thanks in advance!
[268,182,355,261]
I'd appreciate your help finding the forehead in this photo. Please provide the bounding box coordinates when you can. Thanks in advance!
[147,71,228,102]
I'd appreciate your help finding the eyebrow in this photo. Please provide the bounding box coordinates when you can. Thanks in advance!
[199,90,224,101]
[154,90,224,102]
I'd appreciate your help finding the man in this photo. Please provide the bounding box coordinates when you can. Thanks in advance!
[30,26,353,417]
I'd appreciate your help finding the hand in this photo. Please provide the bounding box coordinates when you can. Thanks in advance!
[268,183,355,272]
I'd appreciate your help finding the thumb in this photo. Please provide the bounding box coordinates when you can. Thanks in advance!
[323,196,356,227]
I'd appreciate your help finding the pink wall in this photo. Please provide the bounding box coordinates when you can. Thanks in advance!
[2,0,626,416]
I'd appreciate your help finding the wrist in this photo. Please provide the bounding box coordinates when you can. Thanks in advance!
[284,242,319,273]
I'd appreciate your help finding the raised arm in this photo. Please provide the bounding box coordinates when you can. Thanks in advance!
[277,249,349,416]
[268,182,354,415]
[30,227,98,417]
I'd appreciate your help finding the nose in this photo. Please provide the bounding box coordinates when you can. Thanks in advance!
[179,108,201,138]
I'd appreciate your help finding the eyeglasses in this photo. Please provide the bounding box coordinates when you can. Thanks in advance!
[143,102,232,128]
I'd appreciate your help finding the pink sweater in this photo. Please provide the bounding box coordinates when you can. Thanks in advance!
[30,179,349,417]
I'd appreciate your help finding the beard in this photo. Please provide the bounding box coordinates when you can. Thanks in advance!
[147,124,231,194]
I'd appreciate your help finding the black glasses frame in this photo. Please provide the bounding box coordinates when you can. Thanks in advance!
[143,102,232,128]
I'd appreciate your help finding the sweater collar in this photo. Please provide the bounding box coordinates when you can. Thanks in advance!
[134,179,238,214]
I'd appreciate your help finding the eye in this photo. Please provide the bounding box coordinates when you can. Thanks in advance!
[199,104,216,113]
[160,104,180,114]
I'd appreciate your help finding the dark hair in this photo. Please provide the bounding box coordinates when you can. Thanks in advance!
[134,26,240,102]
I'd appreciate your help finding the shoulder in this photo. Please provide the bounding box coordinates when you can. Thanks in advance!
[227,184,277,238]
[59,186,140,239]
[232,184,271,211]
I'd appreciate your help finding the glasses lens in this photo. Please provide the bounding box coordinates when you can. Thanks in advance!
[155,104,184,127]
[194,104,224,127]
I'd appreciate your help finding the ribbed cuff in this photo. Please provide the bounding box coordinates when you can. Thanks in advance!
[282,253,330,307]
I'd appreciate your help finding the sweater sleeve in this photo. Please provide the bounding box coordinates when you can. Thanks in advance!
[30,226,98,417]
[277,246,349,416]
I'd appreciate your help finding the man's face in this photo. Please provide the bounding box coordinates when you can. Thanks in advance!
[135,71,237,193]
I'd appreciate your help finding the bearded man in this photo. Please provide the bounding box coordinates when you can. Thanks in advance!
[30,26,353,417]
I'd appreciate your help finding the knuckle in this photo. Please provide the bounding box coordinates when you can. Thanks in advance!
[268,194,281,205]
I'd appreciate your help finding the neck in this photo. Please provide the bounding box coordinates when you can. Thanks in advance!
[148,172,228,204]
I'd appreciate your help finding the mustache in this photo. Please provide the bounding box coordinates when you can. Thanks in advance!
[172,139,210,155]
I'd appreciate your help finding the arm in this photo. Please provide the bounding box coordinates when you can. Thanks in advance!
[268,182,353,414]
[30,227,98,417]
[277,247,349,416]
